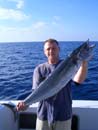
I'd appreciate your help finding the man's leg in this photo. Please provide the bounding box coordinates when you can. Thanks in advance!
[36,118,50,130]
[54,119,72,130]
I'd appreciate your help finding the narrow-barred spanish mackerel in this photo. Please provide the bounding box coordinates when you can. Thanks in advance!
[24,40,95,106]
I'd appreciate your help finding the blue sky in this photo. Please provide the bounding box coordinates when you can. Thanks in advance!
[0,0,98,42]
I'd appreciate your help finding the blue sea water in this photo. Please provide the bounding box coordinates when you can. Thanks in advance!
[0,41,98,100]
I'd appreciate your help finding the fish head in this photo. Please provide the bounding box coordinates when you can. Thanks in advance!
[70,39,96,63]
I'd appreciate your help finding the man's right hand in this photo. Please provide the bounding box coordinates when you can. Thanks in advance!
[16,101,28,111]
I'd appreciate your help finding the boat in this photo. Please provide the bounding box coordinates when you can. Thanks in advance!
[0,100,98,130]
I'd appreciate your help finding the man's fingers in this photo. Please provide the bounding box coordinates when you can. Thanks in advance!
[16,102,26,111]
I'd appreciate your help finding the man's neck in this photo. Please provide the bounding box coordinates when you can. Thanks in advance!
[48,58,59,64]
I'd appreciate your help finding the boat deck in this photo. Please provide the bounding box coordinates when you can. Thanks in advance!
[0,100,98,130]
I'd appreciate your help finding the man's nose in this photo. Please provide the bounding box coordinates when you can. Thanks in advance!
[49,49,54,52]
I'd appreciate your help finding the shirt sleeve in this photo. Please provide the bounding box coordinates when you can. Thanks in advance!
[32,66,42,90]
[72,80,81,86]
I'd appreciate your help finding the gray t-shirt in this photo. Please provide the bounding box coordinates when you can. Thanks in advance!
[33,60,73,124]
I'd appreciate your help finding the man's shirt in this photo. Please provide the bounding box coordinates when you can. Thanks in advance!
[33,60,73,124]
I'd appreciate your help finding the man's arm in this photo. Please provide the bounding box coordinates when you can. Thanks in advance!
[32,67,41,90]
[73,61,88,84]
[16,66,41,111]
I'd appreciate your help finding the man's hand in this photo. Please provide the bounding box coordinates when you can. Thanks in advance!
[16,101,28,111]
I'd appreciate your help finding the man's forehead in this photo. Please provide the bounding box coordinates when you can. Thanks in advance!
[44,42,58,48]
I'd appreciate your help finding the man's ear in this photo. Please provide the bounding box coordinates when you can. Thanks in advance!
[43,48,46,56]
[58,46,60,51]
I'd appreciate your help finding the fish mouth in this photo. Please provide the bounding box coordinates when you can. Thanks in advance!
[70,39,96,62]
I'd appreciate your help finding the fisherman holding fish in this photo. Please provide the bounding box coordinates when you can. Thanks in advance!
[17,38,94,130]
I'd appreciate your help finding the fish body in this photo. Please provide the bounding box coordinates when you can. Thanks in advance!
[24,40,95,105]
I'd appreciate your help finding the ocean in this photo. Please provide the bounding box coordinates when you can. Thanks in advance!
[0,41,98,100]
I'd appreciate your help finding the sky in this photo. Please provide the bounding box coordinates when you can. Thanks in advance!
[0,0,98,42]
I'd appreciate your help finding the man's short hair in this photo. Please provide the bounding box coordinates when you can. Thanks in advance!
[44,38,59,46]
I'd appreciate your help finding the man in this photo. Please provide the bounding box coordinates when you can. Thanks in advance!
[17,38,88,130]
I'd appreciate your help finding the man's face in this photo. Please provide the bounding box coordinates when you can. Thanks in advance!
[44,42,60,60]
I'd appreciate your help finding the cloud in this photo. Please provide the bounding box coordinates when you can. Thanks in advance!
[32,21,47,30]
[0,14,66,42]
[31,17,63,31]
[0,7,29,21]
[8,0,24,9]
[16,0,24,9]
[53,16,61,21]
[0,19,66,42]
[51,16,62,25]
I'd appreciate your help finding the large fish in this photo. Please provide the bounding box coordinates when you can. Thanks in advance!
[24,40,95,106]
